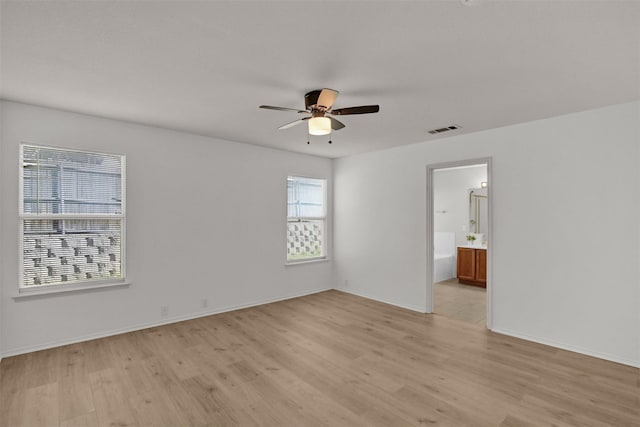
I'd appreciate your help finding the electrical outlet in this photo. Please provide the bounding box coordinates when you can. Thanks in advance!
[344,279,349,288]
[201,298,208,309]
[160,306,169,318]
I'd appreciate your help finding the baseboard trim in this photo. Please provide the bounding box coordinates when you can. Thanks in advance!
[336,288,427,313]
[3,288,636,370]
[336,289,638,368]
[1,287,332,358]
[491,327,640,368]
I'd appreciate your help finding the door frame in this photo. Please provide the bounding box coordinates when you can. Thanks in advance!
[426,157,493,329]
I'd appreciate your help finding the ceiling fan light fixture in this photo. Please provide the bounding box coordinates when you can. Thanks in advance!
[308,117,332,136]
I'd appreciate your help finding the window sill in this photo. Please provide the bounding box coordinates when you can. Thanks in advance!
[13,280,130,299]
[285,257,330,266]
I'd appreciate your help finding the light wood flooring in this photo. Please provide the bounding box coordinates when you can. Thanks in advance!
[434,279,486,326]
[1,290,638,427]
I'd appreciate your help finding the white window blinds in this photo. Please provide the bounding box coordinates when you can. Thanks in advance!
[287,176,326,262]
[20,145,125,288]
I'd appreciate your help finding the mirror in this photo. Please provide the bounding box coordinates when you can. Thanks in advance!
[469,188,488,236]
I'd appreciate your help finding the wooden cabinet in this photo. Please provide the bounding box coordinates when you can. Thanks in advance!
[457,247,486,288]
[475,248,487,284]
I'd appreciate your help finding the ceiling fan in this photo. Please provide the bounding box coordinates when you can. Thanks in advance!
[260,88,379,142]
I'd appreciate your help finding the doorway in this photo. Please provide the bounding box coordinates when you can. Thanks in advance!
[426,158,492,329]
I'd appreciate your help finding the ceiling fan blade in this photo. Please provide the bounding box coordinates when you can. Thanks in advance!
[330,117,346,131]
[278,117,310,130]
[316,88,339,109]
[260,105,307,113]
[331,105,380,115]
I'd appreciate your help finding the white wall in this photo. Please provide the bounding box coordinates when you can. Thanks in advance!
[434,165,487,247]
[334,101,640,367]
[2,100,639,368]
[0,101,333,356]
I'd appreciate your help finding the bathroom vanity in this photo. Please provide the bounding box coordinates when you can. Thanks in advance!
[457,245,487,288]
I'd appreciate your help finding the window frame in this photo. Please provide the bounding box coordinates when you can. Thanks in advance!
[18,143,127,295]
[286,175,328,264]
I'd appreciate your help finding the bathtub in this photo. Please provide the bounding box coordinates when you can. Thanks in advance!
[434,232,456,283]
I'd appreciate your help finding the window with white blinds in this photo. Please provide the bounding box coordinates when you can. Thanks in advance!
[287,176,326,262]
[20,144,125,290]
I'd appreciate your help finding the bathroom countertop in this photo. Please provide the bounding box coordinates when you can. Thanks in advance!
[458,244,488,250]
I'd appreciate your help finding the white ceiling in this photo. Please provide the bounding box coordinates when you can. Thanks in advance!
[2,1,639,158]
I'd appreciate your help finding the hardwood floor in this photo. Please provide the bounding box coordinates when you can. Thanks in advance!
[1,290,638,426]
[434,279,486,326]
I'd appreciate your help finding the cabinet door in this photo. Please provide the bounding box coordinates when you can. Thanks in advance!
[457,248,475,281]
[475,249,487,282]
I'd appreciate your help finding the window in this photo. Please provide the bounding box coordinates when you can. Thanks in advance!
[287,176,326,262]
[20,144,125,291]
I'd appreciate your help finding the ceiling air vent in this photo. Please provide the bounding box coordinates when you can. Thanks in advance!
[428,125,461,135]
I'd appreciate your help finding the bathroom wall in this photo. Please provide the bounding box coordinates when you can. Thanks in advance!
[434,165,487,247]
